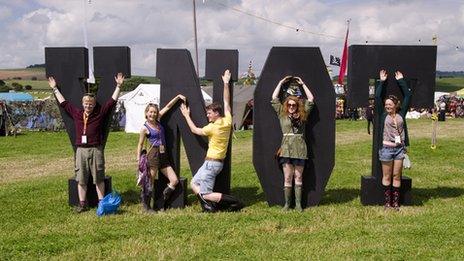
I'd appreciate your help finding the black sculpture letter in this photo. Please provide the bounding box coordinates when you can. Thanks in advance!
[347,45,437,205]
[253,47,335,207]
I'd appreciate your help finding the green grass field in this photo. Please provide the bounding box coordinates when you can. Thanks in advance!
[0,119,463,259]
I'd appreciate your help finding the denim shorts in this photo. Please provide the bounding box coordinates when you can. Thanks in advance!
[379,146,405,162]
[192,160,224,194]
[279,157,306,167]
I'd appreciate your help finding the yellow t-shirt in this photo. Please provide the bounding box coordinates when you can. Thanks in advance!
[201,111,232,159]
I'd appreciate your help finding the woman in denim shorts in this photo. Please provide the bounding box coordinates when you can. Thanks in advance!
[376,70,412,210]
[271,76,315,211]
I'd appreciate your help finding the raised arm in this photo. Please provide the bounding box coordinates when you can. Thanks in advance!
[222,69,231,115]
[272,76,292,100]
[111,73,124,101]
[395,71,412,118]
[48,77,65,104]
[158,94,186,120]
[294,76,314,102]
[375,70,388,115]
[180,103,205,136]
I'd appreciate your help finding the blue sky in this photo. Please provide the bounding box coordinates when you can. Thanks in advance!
[0,0,463,76]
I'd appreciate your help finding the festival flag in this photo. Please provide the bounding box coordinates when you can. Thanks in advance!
[338,21,350,85]
[330,55,341,66]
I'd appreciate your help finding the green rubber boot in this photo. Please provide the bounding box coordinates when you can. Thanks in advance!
[294,185,303,212]
[282,186,292,211]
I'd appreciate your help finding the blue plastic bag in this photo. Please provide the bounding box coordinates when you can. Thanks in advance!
[96,191,122,217]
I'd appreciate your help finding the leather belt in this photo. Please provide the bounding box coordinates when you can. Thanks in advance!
[205,157,224,162]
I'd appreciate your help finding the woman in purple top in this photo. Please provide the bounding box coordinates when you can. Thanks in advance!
[136,94,186,212]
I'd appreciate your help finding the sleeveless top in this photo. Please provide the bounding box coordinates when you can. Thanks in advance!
[144,122,165,146]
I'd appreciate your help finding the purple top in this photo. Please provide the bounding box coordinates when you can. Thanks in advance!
[144,122,165,146]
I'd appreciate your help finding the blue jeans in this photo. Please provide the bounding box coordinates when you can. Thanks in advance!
[192,160,224,194]
[379,146,405,162]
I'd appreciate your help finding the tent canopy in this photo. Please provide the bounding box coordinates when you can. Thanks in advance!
[0,92,34,102]
[120,84,212,133]
[202,85,255,130]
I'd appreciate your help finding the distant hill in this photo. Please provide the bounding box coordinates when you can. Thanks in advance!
[436,71,464,77]
[26,63,45,69]
[0,68,45,81]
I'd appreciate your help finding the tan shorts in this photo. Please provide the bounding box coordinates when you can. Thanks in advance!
[75,146,105,185]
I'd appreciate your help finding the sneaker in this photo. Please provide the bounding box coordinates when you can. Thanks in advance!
[163,186,175,201]
[197,194,216,213]
[74,204,87,213]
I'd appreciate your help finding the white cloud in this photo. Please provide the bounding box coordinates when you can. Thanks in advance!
[0,6,12,20]
[0,0,463,75]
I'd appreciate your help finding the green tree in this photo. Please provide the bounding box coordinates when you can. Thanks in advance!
[0,85,10,92]
[25,85,32,90]
[11,82,23,91]
[120,77,150,91]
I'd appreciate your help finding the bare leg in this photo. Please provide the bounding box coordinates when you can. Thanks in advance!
[160,166,179,200]
[392,159,403,188]
[381,161,393,186]
[294,165,304,211]
[191,180,200,195]
[203,192,223,203]
[96,182,105,200]
[294,165,304,186]
[391,159,403,210]
[160,166,179,187]
[78,184,87,202]
[282,163,294,187]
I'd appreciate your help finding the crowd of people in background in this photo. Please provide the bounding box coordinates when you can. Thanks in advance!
[1,93,463,135]
[335,94,464,122]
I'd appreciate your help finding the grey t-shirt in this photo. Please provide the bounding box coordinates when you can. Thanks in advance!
[383,114,405,144]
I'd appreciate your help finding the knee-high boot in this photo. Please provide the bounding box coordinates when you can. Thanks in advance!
[282,186,292,211]
[141,190,154,213]
[383,185,392,209]
[294,185,303,212]
[392,186,400,210]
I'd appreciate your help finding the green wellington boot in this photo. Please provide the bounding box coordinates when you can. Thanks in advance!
[282,186,292,211]
[294,185,303,212]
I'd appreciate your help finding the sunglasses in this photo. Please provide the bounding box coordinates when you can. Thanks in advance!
[288,103,298,107]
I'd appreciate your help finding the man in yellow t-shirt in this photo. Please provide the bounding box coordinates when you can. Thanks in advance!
[181,69,243,212]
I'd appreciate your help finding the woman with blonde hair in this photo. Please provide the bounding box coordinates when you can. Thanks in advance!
[136,94,186,212]
[271,76,314,211]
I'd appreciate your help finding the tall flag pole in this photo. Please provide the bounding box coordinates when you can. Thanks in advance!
[82,0,95,87]
[338,19,350,85]
[192,0,200,76]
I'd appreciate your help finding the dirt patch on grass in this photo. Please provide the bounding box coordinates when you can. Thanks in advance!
[0,69,45,80]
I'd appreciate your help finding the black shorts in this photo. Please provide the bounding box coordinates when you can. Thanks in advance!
[279,157,306,167]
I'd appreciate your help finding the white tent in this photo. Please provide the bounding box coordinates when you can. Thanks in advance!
[119,84,212,133]
[434,91,449,102]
